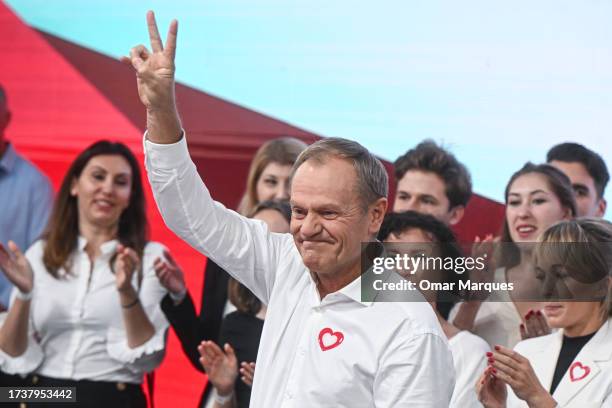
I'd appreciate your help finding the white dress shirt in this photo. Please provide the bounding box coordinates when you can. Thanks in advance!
[448,330,489,408]
[0,238,169,383]
[144,135,455,407]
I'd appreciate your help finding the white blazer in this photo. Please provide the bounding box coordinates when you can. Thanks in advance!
[507,318,612,408]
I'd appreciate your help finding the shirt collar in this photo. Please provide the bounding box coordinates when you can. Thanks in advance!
[78,236,120,255]
[0,143,17,173]
[337,275,373,307]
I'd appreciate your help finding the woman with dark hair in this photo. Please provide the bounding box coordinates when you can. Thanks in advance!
[156,138,305,407]
[452,163,576,348]
[0,141,169,408]
[478,218,612,407]
[378,211,490,408]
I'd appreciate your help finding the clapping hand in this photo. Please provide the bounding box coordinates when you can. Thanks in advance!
[198,341,238,397]
[487,346,557,407]
[114,244,140,292]
[154,250,185,296]
[240,362,256,387]
[520,309,551,340]
[468,234,498,300]
[476,365,507,408]
[0,241,33,295]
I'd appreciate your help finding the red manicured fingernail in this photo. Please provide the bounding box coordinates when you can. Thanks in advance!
[486,352,493,357]
[481,380,485,384]
[536,310,542,316]
[494,345,501,351]
[488,358,494,363]
[492,368,497,374]
[520,324,525,329]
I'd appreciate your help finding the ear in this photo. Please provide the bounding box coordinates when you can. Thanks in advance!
[368,197,388,235]
[447,205,465,226]
[596,198,607,218]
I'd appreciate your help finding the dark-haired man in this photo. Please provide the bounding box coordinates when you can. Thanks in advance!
[393,140,472,225]
[547,142,608,217]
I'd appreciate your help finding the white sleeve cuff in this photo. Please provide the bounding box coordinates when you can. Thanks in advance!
[0,338,44,375]
[143,130,191,171]
[106,325,168,374]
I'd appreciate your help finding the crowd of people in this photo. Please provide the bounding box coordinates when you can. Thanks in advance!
[1,11,611,408]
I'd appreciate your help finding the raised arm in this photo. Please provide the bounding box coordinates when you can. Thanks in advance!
[126,12,292,304]
[122,11,181,144]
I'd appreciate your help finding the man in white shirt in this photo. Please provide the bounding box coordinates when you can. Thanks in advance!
[126,11,454,407]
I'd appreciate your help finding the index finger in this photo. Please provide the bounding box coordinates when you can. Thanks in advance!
[146,10,164,53]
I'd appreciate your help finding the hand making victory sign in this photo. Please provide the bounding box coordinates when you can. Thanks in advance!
[122,11,182,144]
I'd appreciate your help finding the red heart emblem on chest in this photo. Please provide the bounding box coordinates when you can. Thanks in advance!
[569,361,590,382]
[318,327,344,351]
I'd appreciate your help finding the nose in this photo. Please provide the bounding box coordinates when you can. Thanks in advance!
[299,212,321,239]
[275,184,290,201]
[101,178,114,195]
[516,202,532,219]
[540,273,558,300]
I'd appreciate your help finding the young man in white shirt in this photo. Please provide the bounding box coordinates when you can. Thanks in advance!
[124,11,455,407]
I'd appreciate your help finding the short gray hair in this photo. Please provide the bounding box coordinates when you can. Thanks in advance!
[291,137,388,210]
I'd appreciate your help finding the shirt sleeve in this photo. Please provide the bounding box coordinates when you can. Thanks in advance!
[143,134,290,304]
[373,329,455,408]
[0,243,46,375]
[106,242,170,374]
[26,174,54,248]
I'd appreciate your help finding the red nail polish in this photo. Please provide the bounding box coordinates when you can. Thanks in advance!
[536,310,542,316]
[492,368,497,374]
[494,345,501,351]
[486,352,493,357]
[520,324,525,329]
[488,358,494,363]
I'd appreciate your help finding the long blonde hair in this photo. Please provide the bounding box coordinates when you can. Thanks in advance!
[237,137,307,215]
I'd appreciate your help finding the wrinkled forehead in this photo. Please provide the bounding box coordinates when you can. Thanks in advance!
[290,157,360,203]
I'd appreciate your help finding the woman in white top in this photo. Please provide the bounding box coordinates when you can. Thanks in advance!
[478,218,612,408]
[0,141,169,408]
[379,211,490,408]
[453,163,576,348]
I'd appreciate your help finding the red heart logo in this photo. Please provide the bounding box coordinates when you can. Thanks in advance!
[318,327,344,351]
[569,362,590,382]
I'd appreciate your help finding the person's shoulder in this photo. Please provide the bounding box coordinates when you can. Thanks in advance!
[24,239,46,257]
[381,301,444,337]
[12,151,51,185]
[144,241,168,256]
[450,330,490,354]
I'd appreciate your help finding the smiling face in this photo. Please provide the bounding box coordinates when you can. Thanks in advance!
[291,157,386,284]
[506,173,571,243]
[393,170,464,225]
[549,160,606,218]
[71,155,132,230]
[255,162,293,202]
